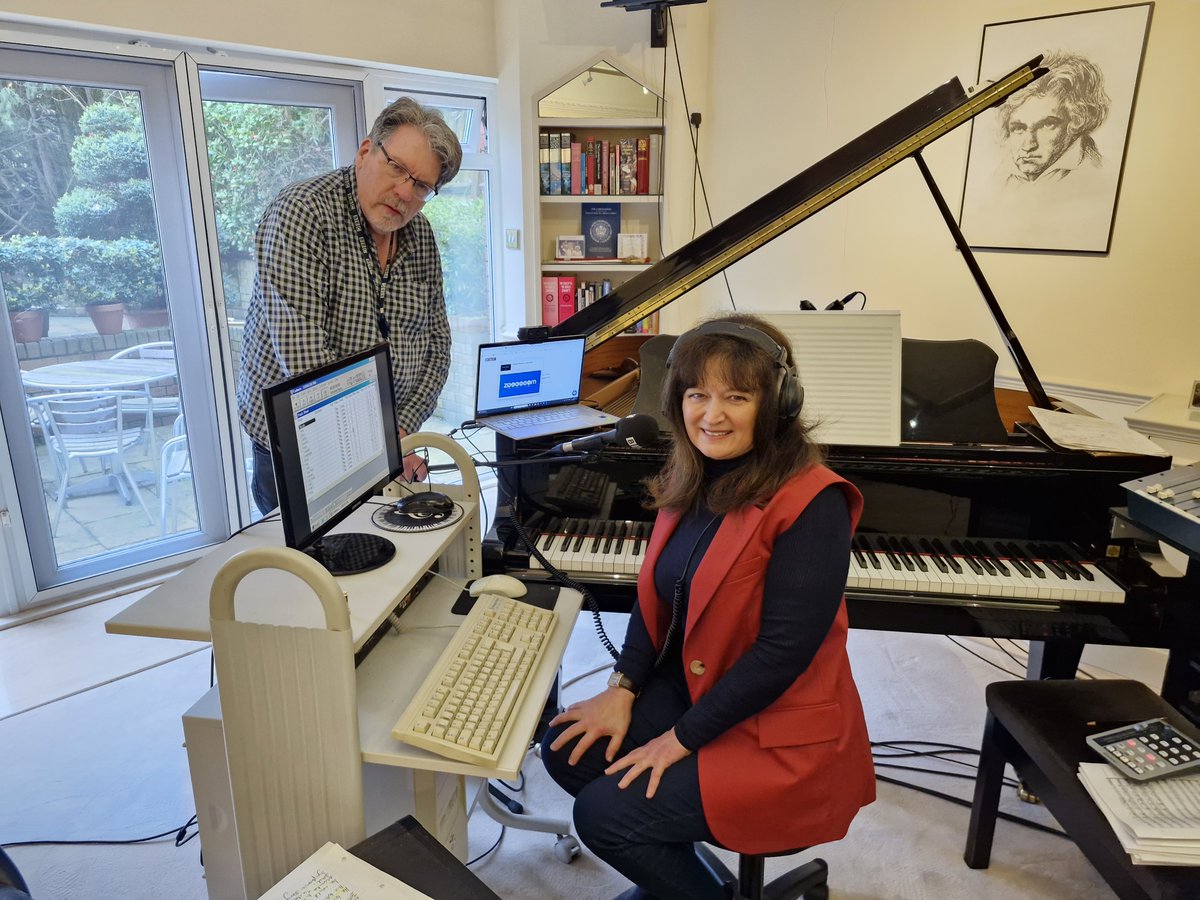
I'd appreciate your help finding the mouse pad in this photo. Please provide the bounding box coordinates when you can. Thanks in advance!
[451,581,561,615]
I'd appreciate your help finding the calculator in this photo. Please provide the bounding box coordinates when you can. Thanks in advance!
[1085,718,1200,782]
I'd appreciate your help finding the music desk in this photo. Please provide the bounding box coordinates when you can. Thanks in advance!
[104,434,582,899]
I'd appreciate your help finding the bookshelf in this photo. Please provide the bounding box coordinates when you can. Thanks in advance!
[535,61,665,333]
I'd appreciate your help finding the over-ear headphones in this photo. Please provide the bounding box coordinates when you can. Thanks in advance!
[664,320,804,428]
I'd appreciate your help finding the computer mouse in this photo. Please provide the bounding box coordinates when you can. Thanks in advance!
[393,491,455,518]
[468,574,528,599]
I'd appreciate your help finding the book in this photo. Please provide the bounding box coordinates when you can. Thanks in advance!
[538,132,550,195]
[636,137,650,194]
[618,138,637,195]
[559,131,572,194]
[600,139,609,195]
[548,132,562,195]
[581,202,621,259]
[570,141,582,195]
[259,841,433,899]
[541,275,559,326]
[557,275,576,324]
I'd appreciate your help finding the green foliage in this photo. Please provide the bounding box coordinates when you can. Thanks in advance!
[59,237,165,308]
[424,193,488,318]
[0,235,63,311]
[53,100,155,242]
[203,101,335,256]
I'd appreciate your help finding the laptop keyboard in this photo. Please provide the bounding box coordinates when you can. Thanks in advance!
[499,407,581,427]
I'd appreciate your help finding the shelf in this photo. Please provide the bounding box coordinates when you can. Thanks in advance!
[541,262,651,274]
[540,193,660,204]
[538,117,663,130]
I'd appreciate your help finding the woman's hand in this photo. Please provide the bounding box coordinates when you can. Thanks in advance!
[606,728,692,799]
[548,687,635,765]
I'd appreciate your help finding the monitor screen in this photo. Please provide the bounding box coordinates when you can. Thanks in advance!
[262,344,403,574]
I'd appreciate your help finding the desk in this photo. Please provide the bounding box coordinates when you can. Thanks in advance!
[107,433,582,899]
[21,357,176,391]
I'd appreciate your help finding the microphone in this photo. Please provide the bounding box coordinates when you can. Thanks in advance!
[550,414,659,453]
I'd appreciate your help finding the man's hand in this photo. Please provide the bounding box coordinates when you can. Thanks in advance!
[605,728,692,799]
[397,427,428,482]
[548,687,636,766]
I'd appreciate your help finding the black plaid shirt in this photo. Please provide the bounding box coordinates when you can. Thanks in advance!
[237,166,451,447]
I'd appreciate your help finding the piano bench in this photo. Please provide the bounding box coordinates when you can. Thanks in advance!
[964,679,1200,900]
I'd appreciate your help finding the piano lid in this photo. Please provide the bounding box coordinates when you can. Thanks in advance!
[550,56,1051,403]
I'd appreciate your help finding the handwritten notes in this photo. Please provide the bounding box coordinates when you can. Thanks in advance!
[260,842,433,900]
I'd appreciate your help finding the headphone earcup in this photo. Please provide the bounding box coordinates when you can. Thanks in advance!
[777,368,804,426]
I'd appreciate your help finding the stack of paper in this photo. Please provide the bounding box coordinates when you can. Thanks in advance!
[259,841,434,899]
[1079,763,1200,865]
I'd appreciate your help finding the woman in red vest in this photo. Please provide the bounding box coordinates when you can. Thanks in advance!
[541,313,875,900]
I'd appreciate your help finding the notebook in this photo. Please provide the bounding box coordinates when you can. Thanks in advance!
[474,336,619,439]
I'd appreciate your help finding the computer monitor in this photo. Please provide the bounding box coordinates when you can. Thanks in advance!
[262,344,403,575]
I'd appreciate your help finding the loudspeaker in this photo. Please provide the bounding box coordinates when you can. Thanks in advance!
[665,321,804,427]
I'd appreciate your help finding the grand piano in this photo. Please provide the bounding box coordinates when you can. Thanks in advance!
[483,58,1200,717]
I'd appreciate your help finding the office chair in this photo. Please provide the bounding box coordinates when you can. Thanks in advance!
[900,337,1007,443]
[698,843,828,900]
[0,846,31,900]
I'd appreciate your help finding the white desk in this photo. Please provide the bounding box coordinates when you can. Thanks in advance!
[105,433,581,898]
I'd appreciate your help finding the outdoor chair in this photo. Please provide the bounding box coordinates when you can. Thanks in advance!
[159,415,192,535]
[110,341,178,454]
[27,389,155,534]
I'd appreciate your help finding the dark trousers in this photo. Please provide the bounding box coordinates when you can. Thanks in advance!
[250,441,278,515]
[541,675,728,900]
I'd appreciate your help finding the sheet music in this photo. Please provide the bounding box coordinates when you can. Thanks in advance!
[259,842,434,900]
[1029,407,1170,456]
[1079,763,1200,865]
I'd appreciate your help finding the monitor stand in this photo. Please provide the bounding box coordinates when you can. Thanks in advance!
[304,532,396,576]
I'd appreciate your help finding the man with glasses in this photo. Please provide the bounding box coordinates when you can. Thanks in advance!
[237,97,462,514]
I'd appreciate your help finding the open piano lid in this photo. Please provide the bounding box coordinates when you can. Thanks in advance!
[550,56,1055,411]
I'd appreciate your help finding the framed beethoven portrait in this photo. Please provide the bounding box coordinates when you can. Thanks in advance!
[958,3,1153,253]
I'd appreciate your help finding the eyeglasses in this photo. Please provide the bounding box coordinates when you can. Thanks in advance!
[374,140,438,201]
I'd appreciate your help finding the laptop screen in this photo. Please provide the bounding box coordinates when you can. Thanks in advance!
[475,336,587,418]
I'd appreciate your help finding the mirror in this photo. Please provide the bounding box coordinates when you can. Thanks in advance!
[538,60,664,119]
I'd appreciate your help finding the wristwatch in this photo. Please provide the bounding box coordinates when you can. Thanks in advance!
[607,670,638,695]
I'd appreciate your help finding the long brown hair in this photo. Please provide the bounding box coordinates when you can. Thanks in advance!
[645,313,822,514]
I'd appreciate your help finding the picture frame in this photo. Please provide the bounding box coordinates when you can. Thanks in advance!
[555,234,585,261]
[958,3,1153,253]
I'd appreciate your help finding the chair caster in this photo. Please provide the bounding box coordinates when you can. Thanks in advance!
[554,834,581,863]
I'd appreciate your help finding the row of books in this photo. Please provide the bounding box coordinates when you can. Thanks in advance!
[540,131,662,196]
[540,275,659,334]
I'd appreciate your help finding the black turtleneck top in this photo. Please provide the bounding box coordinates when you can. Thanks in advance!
[614,457,851,752]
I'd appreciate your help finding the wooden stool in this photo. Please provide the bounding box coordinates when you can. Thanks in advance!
[698,844,829,900]
[965,679,1200,900]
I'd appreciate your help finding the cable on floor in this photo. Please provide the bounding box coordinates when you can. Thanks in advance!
[2,814,199,849]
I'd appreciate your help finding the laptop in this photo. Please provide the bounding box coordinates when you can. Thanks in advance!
[474,336,619,440]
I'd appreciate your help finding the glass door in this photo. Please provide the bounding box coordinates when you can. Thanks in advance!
[0,45,227,604]
[196,68,363,521]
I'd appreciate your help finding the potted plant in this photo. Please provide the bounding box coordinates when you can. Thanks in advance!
[0,235,59,343]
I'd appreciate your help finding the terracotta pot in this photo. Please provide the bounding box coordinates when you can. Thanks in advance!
[126,308,169,329]
[86,302,125,335]
[9,308,49,343]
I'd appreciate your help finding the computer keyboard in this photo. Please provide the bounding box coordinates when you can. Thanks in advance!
[503,407,577,427]
[392,593,557,767]
[546,465,612,512]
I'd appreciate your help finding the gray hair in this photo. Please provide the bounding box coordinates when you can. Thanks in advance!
[1000,51,1111,139]
[369,96,463,190]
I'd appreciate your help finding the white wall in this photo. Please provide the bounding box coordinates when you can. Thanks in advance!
[688,0,1198,401]
[0,0,497,76]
